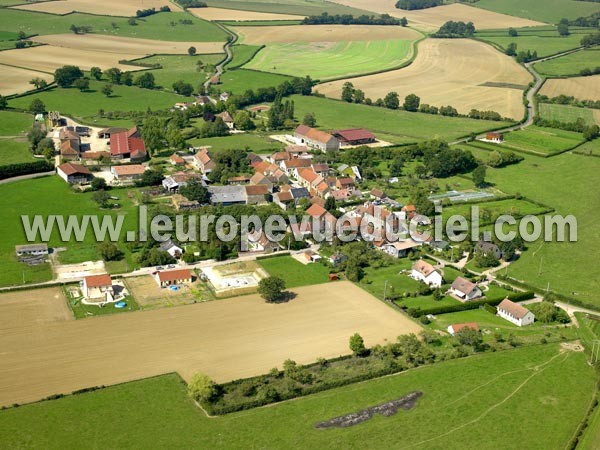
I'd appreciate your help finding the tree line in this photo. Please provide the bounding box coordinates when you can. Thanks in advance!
[431,21,475,38]
[395,0,442,10]
[302,12,406,26]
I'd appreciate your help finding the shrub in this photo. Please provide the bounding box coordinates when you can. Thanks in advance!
[188,373,218,402]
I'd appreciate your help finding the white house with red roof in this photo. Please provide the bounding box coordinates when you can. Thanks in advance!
[154,269,193,288]
[411,260,443,288]
[497,299,535,327]
[82,273,113,300]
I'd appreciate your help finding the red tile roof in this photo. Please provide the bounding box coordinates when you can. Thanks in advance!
[245,185,269,196]
[84,273,112,288]
[157,269,192,283]
[334,128,375,142]
[58,162,92,176]
[110,127,146,157]
[498,299,530,319]
[306,203,327,218]
[295,125,336,144]
[450,322,479,333]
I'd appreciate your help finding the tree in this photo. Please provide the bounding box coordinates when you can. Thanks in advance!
[345,258,363,282]
[105,67,122,84]
[54,65,83,88]
[324,196,336,211]
[73,77,90,92]
[188,373,218,402]
[505,42,518,57]
[341,82,355,102]
[583,125,599,141]
[101,84,113,97]
[179,179,210,204]
[454,327,482,350]
[121,72,133,86]
[403,93,420,112]
[166,124,185,149]
[349,333,367,356]
[92,190,110,208]
[29,98,45,114]
[508,27,518,37]
[134,72,155,89]
[257,276,286,302]
[472,165,487,187]
[557,19,569,37]
[233,110,255,131]
[90,66,102,80]
[91,177,107,191]
[353,89,365,104]
[188,46,197,56]
[98,242,123,261]
[400,17,408,27]
[302,112,316,127]
[29,77,47,89]
[172,79,194,96]
[383,91,400,109]
[28,122,46,149]
[136,169,164,187]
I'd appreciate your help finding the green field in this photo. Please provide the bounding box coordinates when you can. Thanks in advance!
[476,26,589,58]
[9,80,190,127]
[0,139,36,165]
[0,9,228,41]
[244,39,414,81]
[539,103,600,126]
[474,0,600,23]
[258,255,331,288]
[289,95,514,145]
[501,126,584,155]
[227,44,263,69]
[0,110,32,136]
[205,0,373,16]
[137,54,224,91]
[535,48,600,77]
[574,138,600,156]
[0,344,594,449]
[217,68,293,93]
[441,198,551,226]
[188,132,284,153]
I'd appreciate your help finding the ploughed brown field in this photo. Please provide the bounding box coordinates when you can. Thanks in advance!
[540,75,600,102]
[317,38,533,120]
[189,7,304,22]
[0,282,421,407]
[11,0,181,16]
[330,0,545,31]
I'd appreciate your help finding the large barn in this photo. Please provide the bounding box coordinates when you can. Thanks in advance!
[334,128,376,146]
[294,125,339,153]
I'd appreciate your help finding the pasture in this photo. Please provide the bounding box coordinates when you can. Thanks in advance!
[11,0,182,16]
[0,140,36,165]
[0,281,421,406]
[217,68,292,93]
[289,94,514,144]
[317,38,531,120]
[138,53,224,89]
[473,0,600,23]
[329,1,544,31]
[575,139,600,156]
[441,198,551,225]
[227,44,263,68]
[535,49,600,77]
[501,126,584,156]
[258,255,331,288]
[539,103,600,126]
[0,344,594,449]
[189,6,304,21]
[540,75,600,102]
[188,132,284,153]
[233,24,421,44]
[244,39,414,80]
[0,111,32,136]
[0,64,53,96]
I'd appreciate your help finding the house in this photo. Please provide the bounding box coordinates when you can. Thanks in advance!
[245,230,280,253]
[476,240,502,259]
[109,127,147,161]
[411,260,443,288]
[111,164,146,182]
[82,274,113,300]
[227,175,251,185]
[331,189,352,202]
[370,188,387,200]
[311,163,330,177]
[428,240,450,252]
[497,299,535,327]
[382,240,421,258]
[60,140,80,160]
[15,243,48,258]
[294,125,339,153]
[281,158,311,178]
[155,269,193,287]
[250,172,274,191]
[485,132,504,143]
[285,145,311,158]
[162,172,203,192]
[449,277,483,302]
[170,154,186,166]
[158,239,183,258]
[306,202,336,231]
[195,95,212,106]
[219,92,230,102]
[333,128,376,146]
[447,322,479,336]
[273,190,294,210]
[329,252,348,266]
[269,151,289,164]
[303,249,321,263]
[56,162,93,184]
[217,111,234,129]
[171,193,200,211]
[208,185,246,205]
[336,177,355,190]
[245,184,269,204]
[194,148,216,174]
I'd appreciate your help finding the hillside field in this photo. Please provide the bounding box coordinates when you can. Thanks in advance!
[473,0,600,23]
[137,54,225,90]
[0,344,594,449]
[535,49,600,77]
[540,75,600,102]
[217,68,293,93]
[539,103,600,126]
[501,126,584,156]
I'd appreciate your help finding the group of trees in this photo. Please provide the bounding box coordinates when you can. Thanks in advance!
[267,95,295,129]
[534,116,600,140]
[581,31,600,48]
[539,94,600,110]
[485,150,523,168]
[172,79,194,96]
[135,6,170,17]
[69,24,92,34]
[413,140,478,178]
[176,0,207,8]
[432,21,475,38]
[27,122,55,159]
[224,76,313,111]
[395,0,442,10]
[179,179,210,204]
[302,12,405,26]
[557,18,570,37]
[468,109,503,121]
[206,148,249,183]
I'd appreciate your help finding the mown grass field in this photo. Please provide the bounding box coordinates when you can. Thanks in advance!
[289,95,514,145]
[138,54,224,91]
[0,344,594,449]
[473,0,600,23]
[0,9,228,42]
[476,26,589,58]
[244,39,414,81]
[227,44,263,69]
[205,0,372,16]
[217,68,293,94]
[535,48,600,77]
[258,255,330,288]
[0,110,32,136]
[539,103,600,126]
[188,132,284,153]
[501,126,584,155]
[441,198,551,225]
[0,139,36,165]
[574,138,600,156]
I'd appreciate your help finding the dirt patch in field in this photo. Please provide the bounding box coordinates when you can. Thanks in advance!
[11,0,181,16]
[0,288,72,332]
[31,34,224,55]
[330,0,545,30]
[0,64,54,96]
[189,7,304,21]
[234,24,421,44]
[540,76,600,102]
[125,275,211,310]
[0,281,421,407]
[317,38,532,119]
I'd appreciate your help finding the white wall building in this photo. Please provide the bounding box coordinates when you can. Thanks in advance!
[497,299,535,327]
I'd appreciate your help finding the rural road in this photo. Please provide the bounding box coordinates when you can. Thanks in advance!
[0,171,54,185]
[203,23,238,90]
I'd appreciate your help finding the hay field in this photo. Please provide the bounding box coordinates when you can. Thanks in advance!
[540,76,600,102]
[0,281,421,407]
[31,34,224,55]
[11,0,181,16]
[189,6,304,21]
[330,0,544,30]
[0,64,54,96]
[234,24,421,44]
[317,39,532,119]
[0,288,72,331]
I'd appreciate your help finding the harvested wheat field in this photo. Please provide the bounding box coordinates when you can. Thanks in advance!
[0,45,142,74]
[12,0,181,16]
[0,281,420,407]
[331,0,544,31]
[317,39,532,119]
[540,75,600,102]
[189,7,304,21]
[234,24,421,44]
[32,34,224,55]
[0,65,54,96]
[0,288,72,332]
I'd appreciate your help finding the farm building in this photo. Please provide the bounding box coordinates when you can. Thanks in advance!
[170,154,186,166]
[449,277,483,302]
[109,127,147,161]
[447,322,479,336]
[208,185,246,206]
[245,184,270,204]
[194,148,216,173]
[98,127,127,139]
[155,269,193,287]
[497,299,535,327]
[411,260,443,288]
[336,177,355,190]
[382,240,421,258]
[15,243,48,257]
[60,140,80,160]
[273,190,294,210]
[334,128,376,146]
[111,164,147,182]
[56,162,93,184]
[294,125,339,153]
[82,274,113,300]
[217,111,234,129]
[485,132,504,143]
